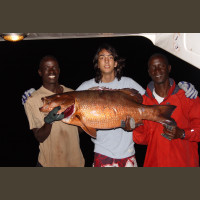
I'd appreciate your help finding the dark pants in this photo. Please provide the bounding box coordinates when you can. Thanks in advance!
[36,161,43,167]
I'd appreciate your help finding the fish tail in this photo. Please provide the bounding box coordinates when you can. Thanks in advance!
[145,105,177,126]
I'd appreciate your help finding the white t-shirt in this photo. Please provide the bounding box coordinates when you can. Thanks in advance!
[76,77,145,159]
[153,88,164,104]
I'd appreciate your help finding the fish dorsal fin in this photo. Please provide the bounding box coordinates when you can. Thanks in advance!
[88,87,143,103]
[88,86,110,91]
[119,88,143,104]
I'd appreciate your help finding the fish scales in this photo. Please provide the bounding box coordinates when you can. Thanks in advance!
[39,88,177,138]
[76,92,135,128]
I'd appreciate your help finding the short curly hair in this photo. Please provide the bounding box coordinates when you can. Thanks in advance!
[148,53,169,68]
[39,55,59,69]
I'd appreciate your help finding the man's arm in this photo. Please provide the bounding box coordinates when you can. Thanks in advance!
[25,95,64,143]
[33,106,64,142]
[22,88,36,105]
[32,123,53,143]
[132,122,150,145]
[178,81,198,99]
[163,97,200,141]
[162,125,185,140]
[121,116,135,131]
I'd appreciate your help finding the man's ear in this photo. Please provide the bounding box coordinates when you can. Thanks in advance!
[147,67,150,76]
[168,65,171,73]
[114,61,118,68]
[38,69,42,77]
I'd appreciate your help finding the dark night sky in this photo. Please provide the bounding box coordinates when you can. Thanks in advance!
[1,35,200,166]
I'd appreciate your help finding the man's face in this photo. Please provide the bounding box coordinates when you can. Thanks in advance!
[97,49,117,75]
[38,58,60,85]
[148,56,171,84]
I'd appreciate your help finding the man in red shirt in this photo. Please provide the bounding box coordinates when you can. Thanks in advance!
[132,53,200,167]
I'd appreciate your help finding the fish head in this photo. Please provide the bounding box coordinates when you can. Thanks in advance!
[39,94,76,120]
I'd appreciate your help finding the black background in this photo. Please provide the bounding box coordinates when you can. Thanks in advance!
[1,35,200,167]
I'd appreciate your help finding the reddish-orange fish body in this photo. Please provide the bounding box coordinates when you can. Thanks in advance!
[40,88,176,138]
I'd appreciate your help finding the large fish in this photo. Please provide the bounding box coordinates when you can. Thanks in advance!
[39,87,176,138]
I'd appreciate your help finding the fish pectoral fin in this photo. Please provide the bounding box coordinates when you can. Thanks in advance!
[74,115,97,138]
[81,126,97,138]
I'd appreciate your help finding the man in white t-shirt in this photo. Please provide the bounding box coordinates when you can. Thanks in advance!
[76,44,145,167]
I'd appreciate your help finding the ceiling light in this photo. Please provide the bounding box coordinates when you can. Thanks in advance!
[1,33,27,42]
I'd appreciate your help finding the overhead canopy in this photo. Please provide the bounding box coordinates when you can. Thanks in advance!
[0,33,199,70]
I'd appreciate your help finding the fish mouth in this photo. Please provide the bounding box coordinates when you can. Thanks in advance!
[63,104,75,118]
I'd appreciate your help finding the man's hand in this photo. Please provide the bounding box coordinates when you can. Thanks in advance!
[162,124,185,140]
[121,116,135,131]
[22,88,36,105]
[178,81,198,99]
[44,106,64,124]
